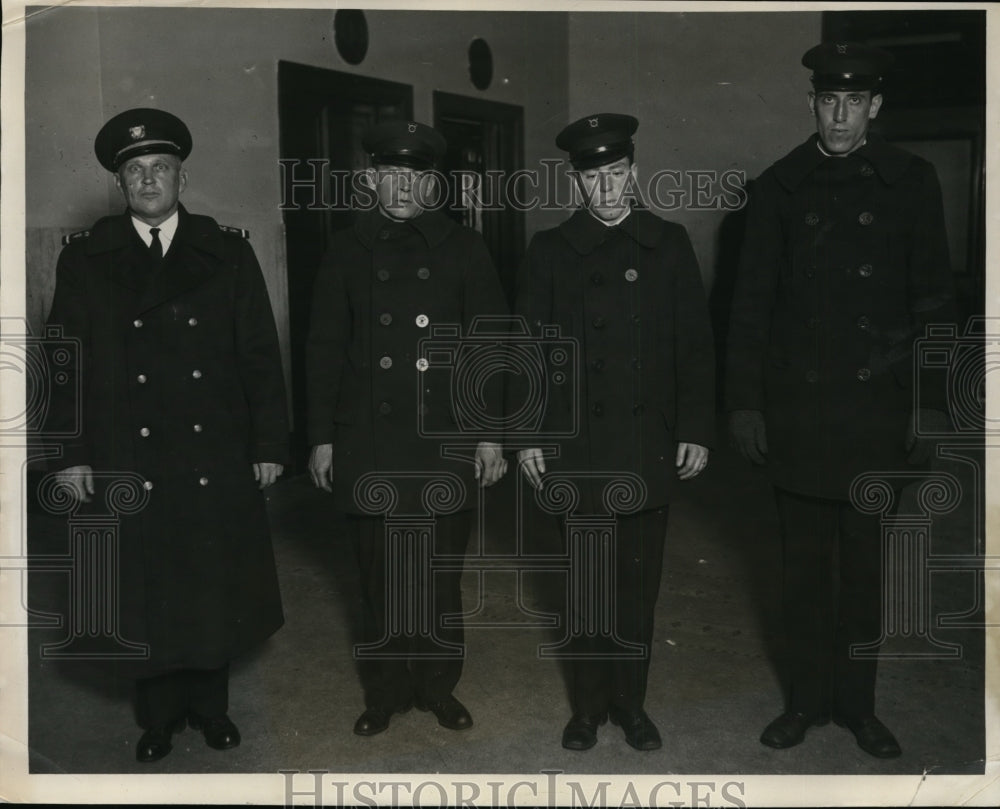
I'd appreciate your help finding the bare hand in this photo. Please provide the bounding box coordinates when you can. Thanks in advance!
[55,464,94,503]
[474,442,507,487]
[729,409,768,465]
[308,443,333,492]
[517,447,546,490]
[676,443,710,480]
[253,462,284,489]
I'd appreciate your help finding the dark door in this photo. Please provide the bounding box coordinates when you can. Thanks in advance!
[433,91,525,302]
[278,61,413,464]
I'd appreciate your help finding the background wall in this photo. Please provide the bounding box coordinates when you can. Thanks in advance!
[24,5,570,376]
[567,11,821,291]
[24,7,821,410]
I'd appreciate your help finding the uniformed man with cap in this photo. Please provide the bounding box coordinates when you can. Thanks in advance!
[512,114,715,751]
[45,108,289,762]
[726,43,955,758]
[306,120,508,736]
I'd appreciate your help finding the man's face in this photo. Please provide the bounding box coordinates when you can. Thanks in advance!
[809,89,883,155]
[115,153,186,226]
[574,157,637,221]
[369,164,437,220]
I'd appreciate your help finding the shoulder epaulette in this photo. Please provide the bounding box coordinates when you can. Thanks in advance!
[62,229,90,246]
[218,224,250,239]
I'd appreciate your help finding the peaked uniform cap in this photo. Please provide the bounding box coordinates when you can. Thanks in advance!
[94,108,192,171]
[362,120,447,170]
[555,113,639,170]
[802,42,894,91]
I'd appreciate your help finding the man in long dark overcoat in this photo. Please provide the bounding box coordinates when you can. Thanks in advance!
[513,114,715,752]
[726,44,955,758]
[45,108,289,762]
[306,121,508,737]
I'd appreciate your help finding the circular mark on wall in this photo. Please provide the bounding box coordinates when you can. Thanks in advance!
[334,10,369,65]
[469,37,493,90]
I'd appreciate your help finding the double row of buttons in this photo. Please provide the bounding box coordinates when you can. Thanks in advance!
[804,316,871,330]
[804,212,876,226]
[140,474,211,492]
[590,358,641,371]
[378,356,430,372]
[133,317,198,328]
[376,267,431,281]
[804,263,873,279]
[590,402,647,417]
[379,314,429,327]
[804,368,872,384]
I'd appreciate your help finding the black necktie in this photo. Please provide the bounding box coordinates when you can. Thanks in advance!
[149,227,163,263]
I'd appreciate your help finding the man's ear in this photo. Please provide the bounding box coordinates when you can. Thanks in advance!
[807,91,817,116]
[868,93,884,119]
[179,168,188,194]
[360,167,378,189]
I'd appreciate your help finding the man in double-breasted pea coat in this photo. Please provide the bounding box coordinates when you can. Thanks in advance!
[726,44,955,758]
[513,114,715,752]
[306,121,508,737]
[45,108,289,763]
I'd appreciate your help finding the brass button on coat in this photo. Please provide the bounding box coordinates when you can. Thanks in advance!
[417,267,430,280]
[804,212,819,226]
[858,211,874,226]
[857,368,871,382]
[379,356,393,369]
[379,313,392,326]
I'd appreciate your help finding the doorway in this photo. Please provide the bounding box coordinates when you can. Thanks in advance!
[433,91,525,302]
[278,61,413,464]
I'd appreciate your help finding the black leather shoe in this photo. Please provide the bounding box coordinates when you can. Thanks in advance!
[415,695,473,730]
[834,714,902,759]
[760,711,830,749]
[561,713,607,751]
[608,708,662,751]
[188,713,241,750]
[136,718,184,763]
[353,701,412,737]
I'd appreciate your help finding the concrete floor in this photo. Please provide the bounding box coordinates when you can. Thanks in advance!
[24,430,985,778]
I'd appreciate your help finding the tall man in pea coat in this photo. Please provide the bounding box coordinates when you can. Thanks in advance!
[307,121,508,737]
[514,114,715,752]
[45,108,289,763]
[727,44,955,758]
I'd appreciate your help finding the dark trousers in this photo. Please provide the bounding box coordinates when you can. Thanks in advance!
[561,506,669,717]
[774,487,884,720]
[135,665,229,729]
[349,511,471,709]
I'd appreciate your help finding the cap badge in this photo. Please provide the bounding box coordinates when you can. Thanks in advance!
[408,123,417,133]
[129,125,146,140]
[836,44,847,54]
[588,118,599,128]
